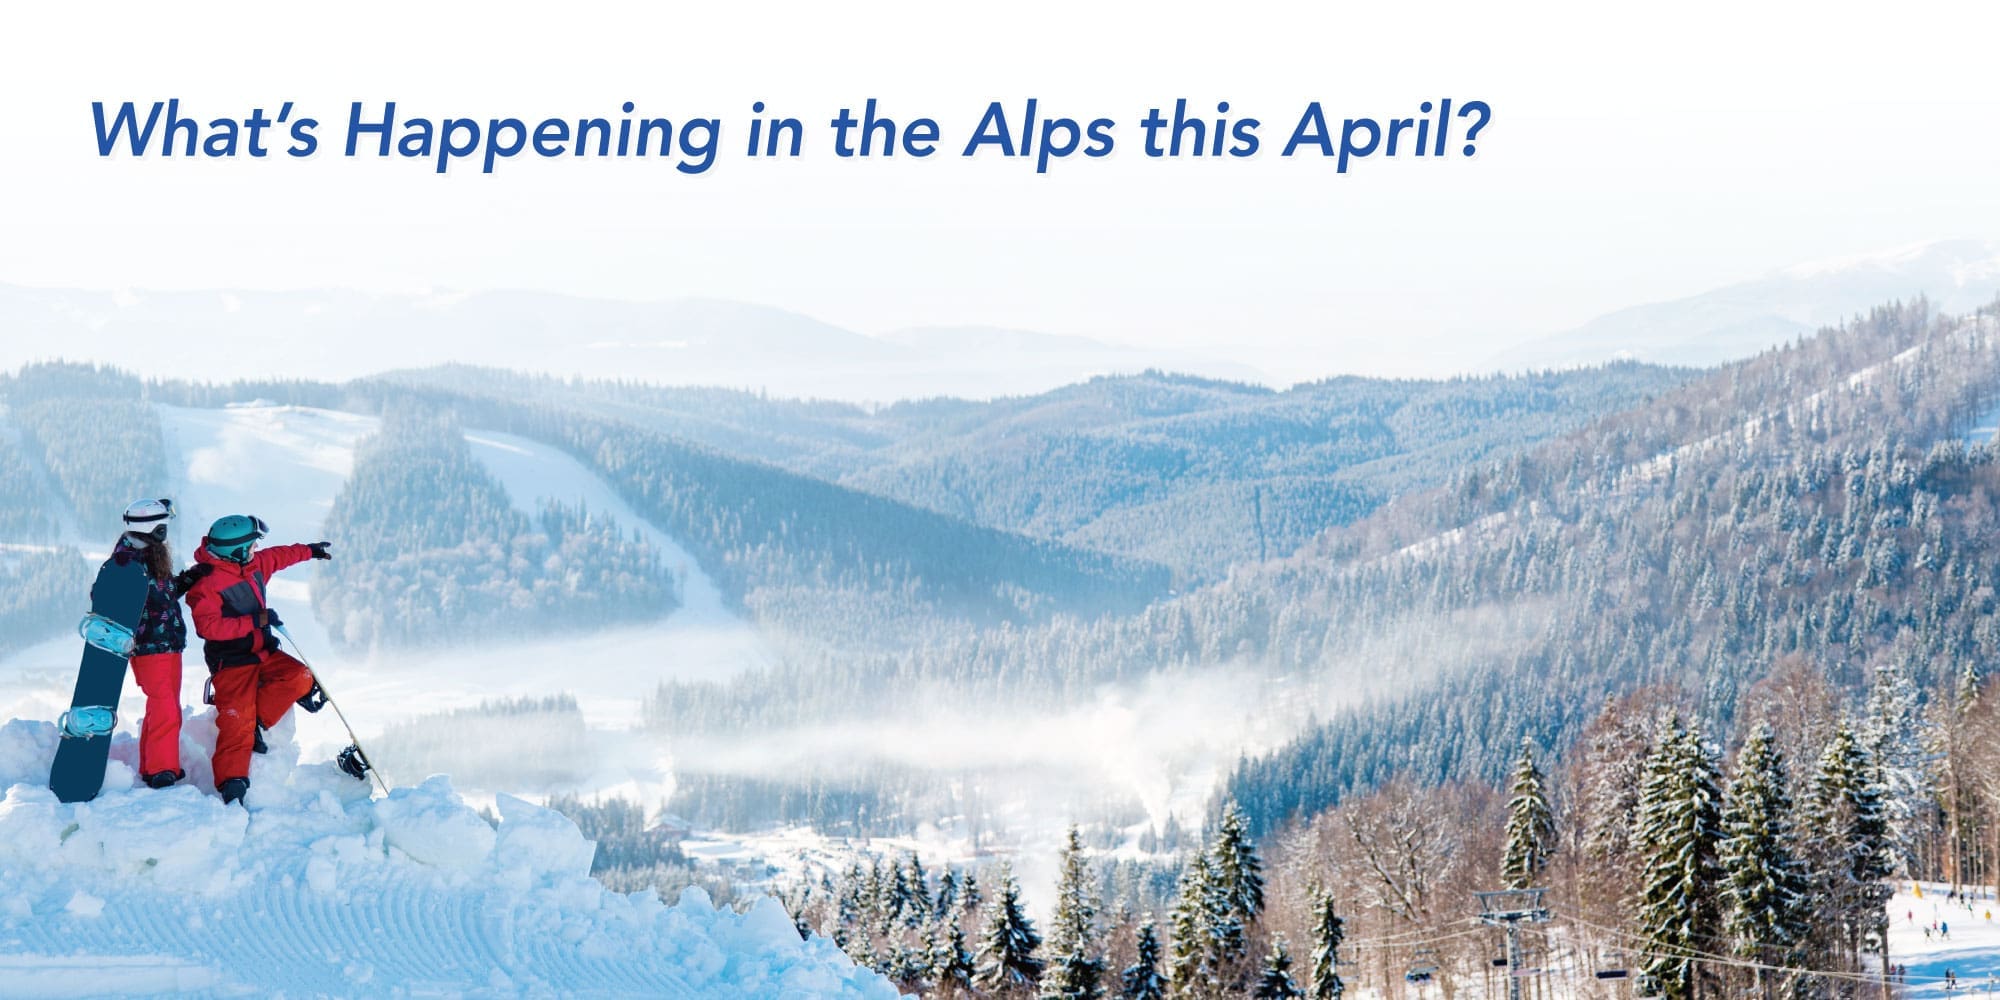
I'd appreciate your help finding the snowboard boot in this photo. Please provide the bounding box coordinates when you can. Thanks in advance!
[219,777,250,806]
[337,744,371,782]
[253,725,268,755]
[297,680,327,714]
[143,768,183,789]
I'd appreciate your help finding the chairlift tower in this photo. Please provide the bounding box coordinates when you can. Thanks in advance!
[1476,888,1552,1000]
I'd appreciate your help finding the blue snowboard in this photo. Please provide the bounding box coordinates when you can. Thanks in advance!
[49,557,150,802]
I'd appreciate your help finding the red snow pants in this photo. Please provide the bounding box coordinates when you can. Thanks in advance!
[129,652,183,778]
[210,649,316,787]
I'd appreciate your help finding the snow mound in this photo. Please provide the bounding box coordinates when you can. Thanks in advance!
[0,715,896,998]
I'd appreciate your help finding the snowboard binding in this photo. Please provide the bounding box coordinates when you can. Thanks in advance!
[77,614,136,658]
[57,706,117,739]
[336,744,372,782]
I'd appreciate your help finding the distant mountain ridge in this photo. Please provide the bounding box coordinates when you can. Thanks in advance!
[1501,239,2000,370]
[380,363,1695,580]
[0,284,1257,403]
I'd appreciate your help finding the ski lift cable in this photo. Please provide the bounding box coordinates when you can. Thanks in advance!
[1554,902,1863,968]
[1554,908,1942,987]
[1555,908,1885,984]
[1304,915,1481,950]
[1337,920,1490,951]
[1343,917,1483,942]
[1343,925,1491,953]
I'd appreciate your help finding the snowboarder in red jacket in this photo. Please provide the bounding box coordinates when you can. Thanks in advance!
[182,513,331,805]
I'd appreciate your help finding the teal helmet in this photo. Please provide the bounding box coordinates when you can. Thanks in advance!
[205,514,269,564]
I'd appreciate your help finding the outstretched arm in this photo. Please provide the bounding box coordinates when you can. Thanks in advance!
[255,543,318,575]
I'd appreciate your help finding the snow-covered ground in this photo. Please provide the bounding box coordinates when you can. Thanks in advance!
[0,716,895,998]
[1890,882,2000,998]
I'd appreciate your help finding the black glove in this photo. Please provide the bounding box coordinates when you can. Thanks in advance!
[252,609,269,629]
[169,563,213,598]
[265,608,284,629]
[308,541,333,561]
[297,680,327,713]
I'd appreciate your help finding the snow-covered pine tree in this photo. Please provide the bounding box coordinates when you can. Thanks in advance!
[1211,803,1266,925]
[1860,660,1930,874]
[887,859,915,934]
[1635,717,1724,1000]
[1121,922,1168,1000]
[1202,853,1247,989]
[1203,805,1259,989]
[1805,720,1894,972]
[961,871,983,920]
[1719,723,1809,1000]
[893,941,933,988]
[1041,825,1107,1000]
[864,857,889,940]
[1252,938,1302,999]
[1501,736,1555,890]
[1167,853,1216,997]
[978,862,1045,996]
[903,853,933,929]
[1307,890,1345,1000]
[931,918,978,998]
[834,861,865,951]
[937,869,962,919]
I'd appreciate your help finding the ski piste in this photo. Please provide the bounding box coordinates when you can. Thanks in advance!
[49,557,150,803]
[273,622,389,797]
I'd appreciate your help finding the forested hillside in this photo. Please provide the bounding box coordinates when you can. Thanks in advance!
[1227,300,2000,828]
[635,299,2000,844]
[312,406,681,648]
[0,362,164,533]
[380,364,1692,579]
[328,383,1176,643]
[0,363,156,647]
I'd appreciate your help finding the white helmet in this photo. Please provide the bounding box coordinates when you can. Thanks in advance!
[121,497,175,545]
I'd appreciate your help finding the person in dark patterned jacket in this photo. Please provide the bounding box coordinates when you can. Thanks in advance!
[100,498,211,789]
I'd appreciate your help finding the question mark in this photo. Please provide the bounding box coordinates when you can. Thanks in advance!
[1457,101,1491,156]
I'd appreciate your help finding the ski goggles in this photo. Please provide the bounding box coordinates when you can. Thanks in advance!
[208,515,269,547]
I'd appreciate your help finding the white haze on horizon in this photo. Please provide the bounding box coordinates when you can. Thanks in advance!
[9,2,2000,384]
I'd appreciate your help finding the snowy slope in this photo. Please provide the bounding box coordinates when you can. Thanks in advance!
[0,718,895,999]
[1890,882,2000,998]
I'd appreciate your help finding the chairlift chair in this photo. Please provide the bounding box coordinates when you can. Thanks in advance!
[1595,949,1631,980]
[1406,947,1440,984]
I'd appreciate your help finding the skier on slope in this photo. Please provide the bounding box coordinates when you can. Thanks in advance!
[100,498,212,789]
[182,514,332,805]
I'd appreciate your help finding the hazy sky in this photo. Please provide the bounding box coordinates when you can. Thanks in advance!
[5,1,2000,380]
